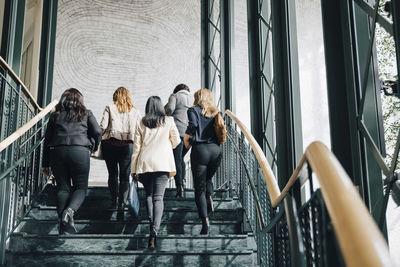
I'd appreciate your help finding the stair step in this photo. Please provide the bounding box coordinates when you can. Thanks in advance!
[27,206,244,221]
[18,219,242,235]
[9,233,251,252]
[37,186,232,205]
[43,197,241,210]
[7,250,257,267]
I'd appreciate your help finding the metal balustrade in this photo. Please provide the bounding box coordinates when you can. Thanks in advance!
[214,110,393,267]
[0,101,57,265]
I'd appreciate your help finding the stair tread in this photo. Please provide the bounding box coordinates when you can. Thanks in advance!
[12,233,249,238]
[21,218,240,223]
[10,249,254,255]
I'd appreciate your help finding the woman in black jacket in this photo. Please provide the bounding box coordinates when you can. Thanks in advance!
[184,88,222,235]
[42,88,101,234]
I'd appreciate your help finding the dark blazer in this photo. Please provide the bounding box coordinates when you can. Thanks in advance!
[185,105,218,144]
[42,110,101,167]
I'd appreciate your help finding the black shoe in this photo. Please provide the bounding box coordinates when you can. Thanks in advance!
[148,228,157,249]
[200,217,210,235]
[58,219,65,235]
[175,186,183,198]
[111,197,118,209]
[117,204,125,221]
[61,208,77,234]
[206,195,214,214]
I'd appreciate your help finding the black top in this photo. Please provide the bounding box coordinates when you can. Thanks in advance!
[42,110,102,167]
[185,105,218,144]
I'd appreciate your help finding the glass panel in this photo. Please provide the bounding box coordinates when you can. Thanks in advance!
[21,0,43,98]
[233,0,250,129]
[209,0,221,108]
[295,0,331,150]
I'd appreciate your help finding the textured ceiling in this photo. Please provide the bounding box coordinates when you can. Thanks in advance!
[53,0,200,119]
[52,0,200,182]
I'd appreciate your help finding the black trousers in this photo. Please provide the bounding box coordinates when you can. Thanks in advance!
[50,146,90,217]
[173,138,189,188]
[102,141,133,206]
[190,143,222,218]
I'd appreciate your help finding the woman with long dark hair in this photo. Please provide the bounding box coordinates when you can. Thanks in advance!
[184,88,223,235]
[100,87,140,215]
[131,96,180,249]
[42,88,101,234]
[164,84,192,197]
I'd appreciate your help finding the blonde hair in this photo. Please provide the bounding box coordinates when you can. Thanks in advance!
[193,88,219,118]
[113,87,135,113]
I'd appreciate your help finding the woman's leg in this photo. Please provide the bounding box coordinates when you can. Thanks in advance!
[117,144,133,207]
[67,146,90,212]
[205,144,222,197]
[102,142,119,206]
[50,147,71,218]
[173,141,184,189]
[190,145,209,218]
[151,172,169,232]
[141,173,154,228]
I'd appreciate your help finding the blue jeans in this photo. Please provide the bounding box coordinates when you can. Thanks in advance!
[102,141,133,206]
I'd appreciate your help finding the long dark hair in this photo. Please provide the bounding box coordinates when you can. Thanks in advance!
[54,88,87,121]
[173,83,190,94]
[142,96,166,128]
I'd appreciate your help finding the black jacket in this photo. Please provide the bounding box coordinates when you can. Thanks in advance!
[185,105,218,144]
[42,110,101,167]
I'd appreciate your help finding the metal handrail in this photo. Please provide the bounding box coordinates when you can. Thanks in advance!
[0,56,42,111]
[0,99,57,153]
[0,100,56,264]
[223,109,393,267]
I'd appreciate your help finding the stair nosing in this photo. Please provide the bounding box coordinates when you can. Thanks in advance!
[9,249,254,256]
[11,233,249,239]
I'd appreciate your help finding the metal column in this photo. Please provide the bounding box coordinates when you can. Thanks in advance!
[38,0,58,106]
[220,0,235,112]
[271,0,303,188]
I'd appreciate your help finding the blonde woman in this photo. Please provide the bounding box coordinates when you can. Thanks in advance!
[131,96,180,249]
[184,88,223,235]
[100,87,140,214]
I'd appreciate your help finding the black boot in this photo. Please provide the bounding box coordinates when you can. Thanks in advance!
[148,228,157,249]
[117,202,125,221]
[175,185,183,198]
[200,217,210,235]
[206,194,214,214]
[58,219,65,235]
[61,207,77,234]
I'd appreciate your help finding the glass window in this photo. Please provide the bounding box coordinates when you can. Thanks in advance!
[233,0,250,129]
[21,0,43,98]
[295,0,331,150]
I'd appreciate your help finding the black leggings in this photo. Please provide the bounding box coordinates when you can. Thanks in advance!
[50,146,90,217]
[190,143,222,218]
[102,142,133,205]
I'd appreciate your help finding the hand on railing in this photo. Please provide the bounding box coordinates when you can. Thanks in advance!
[41,167,51,177]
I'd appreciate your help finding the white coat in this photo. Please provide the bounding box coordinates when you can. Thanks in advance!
[131,116,181,178]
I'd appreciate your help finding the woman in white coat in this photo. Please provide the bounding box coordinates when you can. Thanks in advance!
[131,96,180,249]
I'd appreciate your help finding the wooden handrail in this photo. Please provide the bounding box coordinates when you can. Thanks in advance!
[223,109,393,267]
[0,99,57,153]
[0,56,42,111]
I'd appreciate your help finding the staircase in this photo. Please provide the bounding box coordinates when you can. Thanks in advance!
[6,185,257,266]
